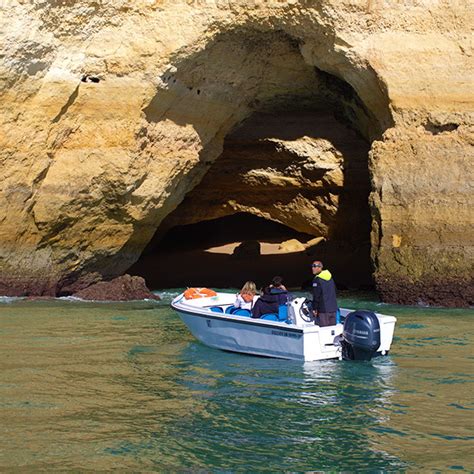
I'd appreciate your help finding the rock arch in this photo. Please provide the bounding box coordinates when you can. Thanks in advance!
[124,27,391,289]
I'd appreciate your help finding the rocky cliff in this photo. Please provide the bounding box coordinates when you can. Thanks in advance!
[0,0,472,305]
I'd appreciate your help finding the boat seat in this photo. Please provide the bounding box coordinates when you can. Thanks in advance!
[210,306,224,313]
[261,313,279,321]
[261,306,292,323]
[232,308,251,317]
[223,305,251,317]
[278,305,288,320]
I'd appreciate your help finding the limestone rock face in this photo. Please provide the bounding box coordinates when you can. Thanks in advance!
[0,0,472,305]
[370,125,474,306]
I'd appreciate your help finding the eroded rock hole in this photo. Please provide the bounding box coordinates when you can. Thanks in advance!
[81,75,100,83]
[424,121,459,135]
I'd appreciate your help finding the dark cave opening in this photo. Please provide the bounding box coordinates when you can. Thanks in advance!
[129,28,385,292]
[155,213,314,252]
[129,107,374,291]
[129,212,372,291]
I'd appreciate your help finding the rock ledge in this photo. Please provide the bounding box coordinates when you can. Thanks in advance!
[73,275,160,301]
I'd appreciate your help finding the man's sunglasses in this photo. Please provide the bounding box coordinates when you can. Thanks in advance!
[311,264,322,268]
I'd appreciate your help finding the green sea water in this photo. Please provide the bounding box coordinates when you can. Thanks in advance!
[0,291,473,471]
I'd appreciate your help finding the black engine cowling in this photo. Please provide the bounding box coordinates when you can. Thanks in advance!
[342,310,381,361]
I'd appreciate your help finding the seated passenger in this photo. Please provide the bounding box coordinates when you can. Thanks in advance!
[234,281,257,311]
[268,275,288,305]
[251,286,279,319]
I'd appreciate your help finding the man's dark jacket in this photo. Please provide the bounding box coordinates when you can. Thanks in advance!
[312,270,338,313]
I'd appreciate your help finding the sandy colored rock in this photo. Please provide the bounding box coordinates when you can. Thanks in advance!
[0,1,472,305]
[278,239,306,253]
[305,237,326,249]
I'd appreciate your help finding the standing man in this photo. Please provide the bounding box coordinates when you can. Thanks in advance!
[311,260,338,327]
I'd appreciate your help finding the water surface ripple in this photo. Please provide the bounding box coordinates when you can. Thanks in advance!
[0,293,473,471]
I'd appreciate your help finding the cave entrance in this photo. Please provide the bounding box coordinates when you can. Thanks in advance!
[130,108,373,291]
[130,28,388,291]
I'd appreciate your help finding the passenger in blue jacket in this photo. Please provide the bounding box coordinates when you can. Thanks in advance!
[251,286,279,319]
[311,261,338,327]
[268,276,288,305]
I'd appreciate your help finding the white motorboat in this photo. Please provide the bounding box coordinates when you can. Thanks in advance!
[171,291,396,362]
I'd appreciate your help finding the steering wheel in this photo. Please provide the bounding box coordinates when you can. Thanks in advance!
[299,299,314,323]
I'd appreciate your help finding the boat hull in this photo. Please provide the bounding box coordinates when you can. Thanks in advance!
[177,309,308,360]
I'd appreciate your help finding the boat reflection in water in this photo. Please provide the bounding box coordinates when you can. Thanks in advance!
[161,340,405,471]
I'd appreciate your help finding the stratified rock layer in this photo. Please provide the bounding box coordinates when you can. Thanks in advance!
[0,1,472,305]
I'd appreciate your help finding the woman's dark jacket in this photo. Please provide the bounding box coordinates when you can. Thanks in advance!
[269,287,288,305]
[251,289,279,319]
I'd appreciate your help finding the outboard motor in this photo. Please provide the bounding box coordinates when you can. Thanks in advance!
[341,310,380,361]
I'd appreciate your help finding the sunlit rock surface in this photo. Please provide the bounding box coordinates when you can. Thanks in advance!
[0,0,472,305]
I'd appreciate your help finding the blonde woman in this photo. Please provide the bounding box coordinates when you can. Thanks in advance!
[234,281,257,310]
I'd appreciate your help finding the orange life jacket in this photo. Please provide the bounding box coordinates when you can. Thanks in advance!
[183,287,217,300]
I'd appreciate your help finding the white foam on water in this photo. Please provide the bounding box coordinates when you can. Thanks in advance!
[59,295,164,303]
[155,290,181,303]
[0,296,24,304]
